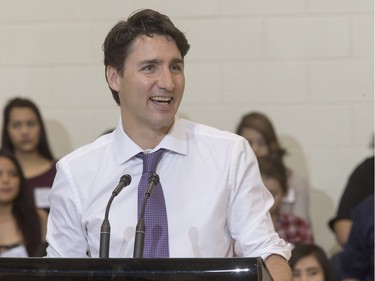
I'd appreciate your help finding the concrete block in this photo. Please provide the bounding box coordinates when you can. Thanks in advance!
[307,0,373,13]
[179,18,263,60]
[222,61,308,103]
[266,17,350,58]
[220,0,305,15]
[310,59,373,101]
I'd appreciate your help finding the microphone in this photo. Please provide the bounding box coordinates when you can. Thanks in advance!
[99,174,132,258]
[133,173,160,258]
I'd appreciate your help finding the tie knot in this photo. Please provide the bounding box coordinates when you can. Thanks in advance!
[138,149,165,173]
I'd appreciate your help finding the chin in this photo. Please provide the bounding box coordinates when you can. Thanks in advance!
[154,115,175,127]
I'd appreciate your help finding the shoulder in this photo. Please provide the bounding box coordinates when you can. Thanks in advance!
[343,156,374,197]
[359,156,374,169]
[350,156,374,179]
[58,133,114,166]
[178,119,253,161]
[179,118,246,144]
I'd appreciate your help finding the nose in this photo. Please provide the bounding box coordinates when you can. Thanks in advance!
[20,123,29,135]
[0,173,10,183]
[157,68,175,92]
[300,273,308,281]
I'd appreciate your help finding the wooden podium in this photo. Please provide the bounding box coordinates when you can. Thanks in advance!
[0,257,274,281]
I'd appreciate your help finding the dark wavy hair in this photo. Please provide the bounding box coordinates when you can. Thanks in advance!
[257,156,288,194]
[1,97,54,161]
[0,149,42,256]
[103,9,190,105]
[236,112,286,160]
[289,244,332,281]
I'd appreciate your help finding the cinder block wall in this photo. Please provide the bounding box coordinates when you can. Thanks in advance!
[0,0,373,254]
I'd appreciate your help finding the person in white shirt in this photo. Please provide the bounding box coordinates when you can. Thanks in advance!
[46,8,292,281]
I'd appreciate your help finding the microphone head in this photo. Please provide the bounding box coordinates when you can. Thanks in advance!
[112,174,132,196]
[120,174,132,185]
[148,173,159,185]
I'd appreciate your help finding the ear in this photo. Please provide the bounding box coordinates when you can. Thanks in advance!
[106,66,121,92]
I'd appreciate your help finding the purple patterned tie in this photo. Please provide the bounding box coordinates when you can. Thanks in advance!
[137,149,169,258]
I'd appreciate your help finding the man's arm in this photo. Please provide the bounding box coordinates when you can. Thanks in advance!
[265,254,292,281]
[46,162,88,257]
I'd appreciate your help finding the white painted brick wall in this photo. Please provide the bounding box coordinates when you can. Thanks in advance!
[0,0,373,255]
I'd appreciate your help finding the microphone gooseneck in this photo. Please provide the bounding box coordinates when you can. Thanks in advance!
[99,174,132,258]
[133,173,160,258]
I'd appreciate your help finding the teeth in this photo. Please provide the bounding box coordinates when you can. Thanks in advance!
[150,96,172,102]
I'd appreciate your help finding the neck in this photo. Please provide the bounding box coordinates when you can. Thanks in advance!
[122,121,173,150]
[14,150,42,163]
[0,204,13,219]
[14,150,52,178]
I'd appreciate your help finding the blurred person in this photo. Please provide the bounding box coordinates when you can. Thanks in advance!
[46,9,291,280]
[327,155,374,281]
[236,112,311,223]
[340,195,374,281]
[289,244,332,281]
[1,97,57,212]
[328,156,374,246]
[258,156,313,245]
[0,149,47,257]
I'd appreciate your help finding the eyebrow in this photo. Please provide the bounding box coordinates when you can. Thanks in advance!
[138,58,184,66]
[139,59,161,66]
[306,267,320,271]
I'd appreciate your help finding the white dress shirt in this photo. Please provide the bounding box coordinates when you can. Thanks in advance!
[46,117,290,260]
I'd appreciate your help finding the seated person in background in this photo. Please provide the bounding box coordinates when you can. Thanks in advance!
[327,155,374,281]
[328,155,374,247]
[340,195,374,281]
[289,244,332,281]
[1,97,57,212]
[0,149,47,257]
[258,156,313,245]
[236,112,311,224]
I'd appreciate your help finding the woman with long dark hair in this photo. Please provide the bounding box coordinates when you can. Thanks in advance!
[289,244,332,281]
[2,97,57,212]
[0,149,47,257]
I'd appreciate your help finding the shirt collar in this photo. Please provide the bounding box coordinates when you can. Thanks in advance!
[113,116,188,165]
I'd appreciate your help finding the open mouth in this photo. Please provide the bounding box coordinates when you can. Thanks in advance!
[150,96,173,104]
